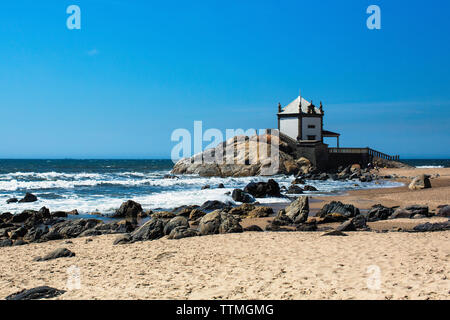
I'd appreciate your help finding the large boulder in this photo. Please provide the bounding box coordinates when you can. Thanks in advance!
[286,185,303,194]
[198,210,243,235]
[243,179,281,198]
[130,218,165,242]
[163,216,189,235]
[285,196,309,224]
[114,200,142,221]
[33,248,75,262]
[18,193,38,203]
[231,189,255,203]
[171,133,299,177]
[318,201,360,219]
[408,174,432,190]
[228,203,255,216]
[6,198,18,204]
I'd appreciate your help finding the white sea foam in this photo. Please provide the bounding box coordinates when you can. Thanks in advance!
[0,171,403,214]
[415,166,444,168]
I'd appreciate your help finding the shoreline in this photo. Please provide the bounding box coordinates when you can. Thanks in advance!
[0,167,449,300]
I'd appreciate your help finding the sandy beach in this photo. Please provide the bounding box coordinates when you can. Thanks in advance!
[1,167,449,300]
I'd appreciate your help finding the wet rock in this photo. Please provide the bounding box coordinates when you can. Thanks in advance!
[218,183,225,188]
[51,211,68,218]
[291,177,305,185]
[243,225,263,232]
[232,189,256,204]
[13,239,27,246]
[113,200,143,221]
[412,221,450,232]
[318,201,360,219]
[34,248,75,261]
[285,196,309,224]
[408,174,432,190]
[199,200,232,212]
[5,286,66,300]
[201,184,211,190]
[9,226,28,240]
[113,234,132,245]
[130,218,165,242]
[303,185,318,191]
[11,210,34,223]
[243,179,281,198]
[167,226,199,240]
[18,193,38,203]
[163,216,189,235]
[6,198,18,204]
[0,212,13,222]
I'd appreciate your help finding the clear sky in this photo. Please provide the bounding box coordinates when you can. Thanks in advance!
[0,0,449,159]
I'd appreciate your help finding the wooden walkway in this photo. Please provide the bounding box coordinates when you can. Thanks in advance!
[328,147,400,161]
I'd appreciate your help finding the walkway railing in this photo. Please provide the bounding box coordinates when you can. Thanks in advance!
[328,147,400,161]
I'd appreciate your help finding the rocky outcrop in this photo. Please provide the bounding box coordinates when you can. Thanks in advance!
[5,286,66,300]
[408,174,432,190]
[285,196,309,224]
[199,200,232,212]
[33,248,75,261]
[171,133,310,177]
[247,206,273,218]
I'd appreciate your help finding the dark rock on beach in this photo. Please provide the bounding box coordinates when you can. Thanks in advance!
[285,196,309,224]
[336,220,357,232]
[113,234,132,245]
[322,230,348,236]
[33,248,75,262]
[244,225,263,232]
[167,226,199,240]
[286,185,303,194]
[318,201,360,220]
[199,210,243,235]
[0,239,13,247]
[412,221,450,232]
[390,205,429,219]
[367,204,394,221]
[437,205,450,217]
[199,200,232,212]
[5,286,66,300]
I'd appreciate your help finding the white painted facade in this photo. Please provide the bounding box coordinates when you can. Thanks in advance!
[301,117,322,141]
[279,118,298,140]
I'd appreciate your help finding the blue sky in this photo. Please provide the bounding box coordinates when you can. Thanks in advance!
[0,0,449,159]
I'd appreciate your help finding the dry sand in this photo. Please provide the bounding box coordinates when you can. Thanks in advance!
[0,167,449,300]
[0,231,449,300]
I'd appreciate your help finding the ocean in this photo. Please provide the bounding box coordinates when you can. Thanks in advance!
[1,159,445,215]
